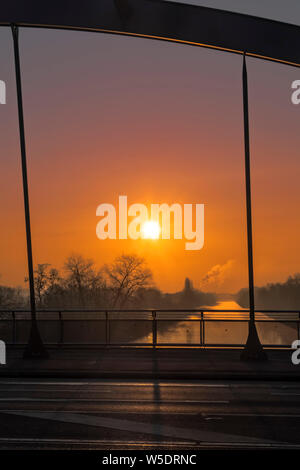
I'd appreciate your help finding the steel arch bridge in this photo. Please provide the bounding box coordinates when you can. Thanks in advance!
[0,0,300,67]
[0,0,299,359]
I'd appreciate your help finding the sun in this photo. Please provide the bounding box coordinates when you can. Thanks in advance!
[142,220,161,239]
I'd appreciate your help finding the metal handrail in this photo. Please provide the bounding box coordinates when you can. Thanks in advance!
[0,308,299,349]
[1,309,300,313]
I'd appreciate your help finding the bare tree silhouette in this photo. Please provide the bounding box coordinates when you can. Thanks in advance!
[64,254,103,307]
[105,254,153,308]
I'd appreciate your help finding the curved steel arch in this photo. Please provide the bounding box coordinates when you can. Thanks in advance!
[0,0,300,67]
[3,1,298,360]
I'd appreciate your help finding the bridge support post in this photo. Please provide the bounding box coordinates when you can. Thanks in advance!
[240,54,267,361]
[11,24,49,359]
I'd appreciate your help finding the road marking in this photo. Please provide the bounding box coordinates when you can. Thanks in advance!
[2,410,279,445]
[202,413,300,418]
[204,417,224,421]
[271,393,300,396]
[0,438,196,446]
[0,437,297,449]
[0,409,199,415]
[1,381,299,391]
[0,381,229,388]
[0,398,229,404]
[1,410,299,418]
[0,388,230,393]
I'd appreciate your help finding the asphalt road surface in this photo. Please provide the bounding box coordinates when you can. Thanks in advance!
[0,379,300,449]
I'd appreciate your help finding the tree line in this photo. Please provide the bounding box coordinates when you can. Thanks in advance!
[236,273,300,310]
[0,253,216,310]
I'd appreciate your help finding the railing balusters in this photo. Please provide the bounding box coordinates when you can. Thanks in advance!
[202,311,205,348]
[200,310,203,347]
[0,308,298,349]
[59,311,64,346]
[12,311,16,344]
[106,311,110,347]
[152,311,157,348]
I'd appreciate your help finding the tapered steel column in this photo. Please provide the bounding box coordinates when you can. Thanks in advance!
[240,54,267,361]
[11,24,48,359]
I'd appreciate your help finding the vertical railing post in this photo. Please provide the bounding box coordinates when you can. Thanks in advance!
[12,311,16,344]
[199,311,202,346]
[105,311,110,347]
[11,24,48,359]
[59,311,64,346]
[152,311,157,349]
[200,311,204,347]
[240,53,267,361]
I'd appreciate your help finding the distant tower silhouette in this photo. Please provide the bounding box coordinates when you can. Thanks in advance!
[184,277,193,292]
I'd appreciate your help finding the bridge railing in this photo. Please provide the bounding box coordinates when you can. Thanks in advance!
[0,309,299,348]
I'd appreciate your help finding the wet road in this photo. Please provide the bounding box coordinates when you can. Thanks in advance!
[0,378,300,449]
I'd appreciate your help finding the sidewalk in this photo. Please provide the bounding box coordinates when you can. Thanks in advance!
[0,347,299,380]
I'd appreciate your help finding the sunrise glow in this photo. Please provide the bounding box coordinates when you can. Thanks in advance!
[142,220,161,239]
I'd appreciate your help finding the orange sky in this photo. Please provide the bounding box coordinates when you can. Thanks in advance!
[0,28,299,293]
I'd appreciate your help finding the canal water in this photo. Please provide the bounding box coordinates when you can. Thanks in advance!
[136,300,297,346]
